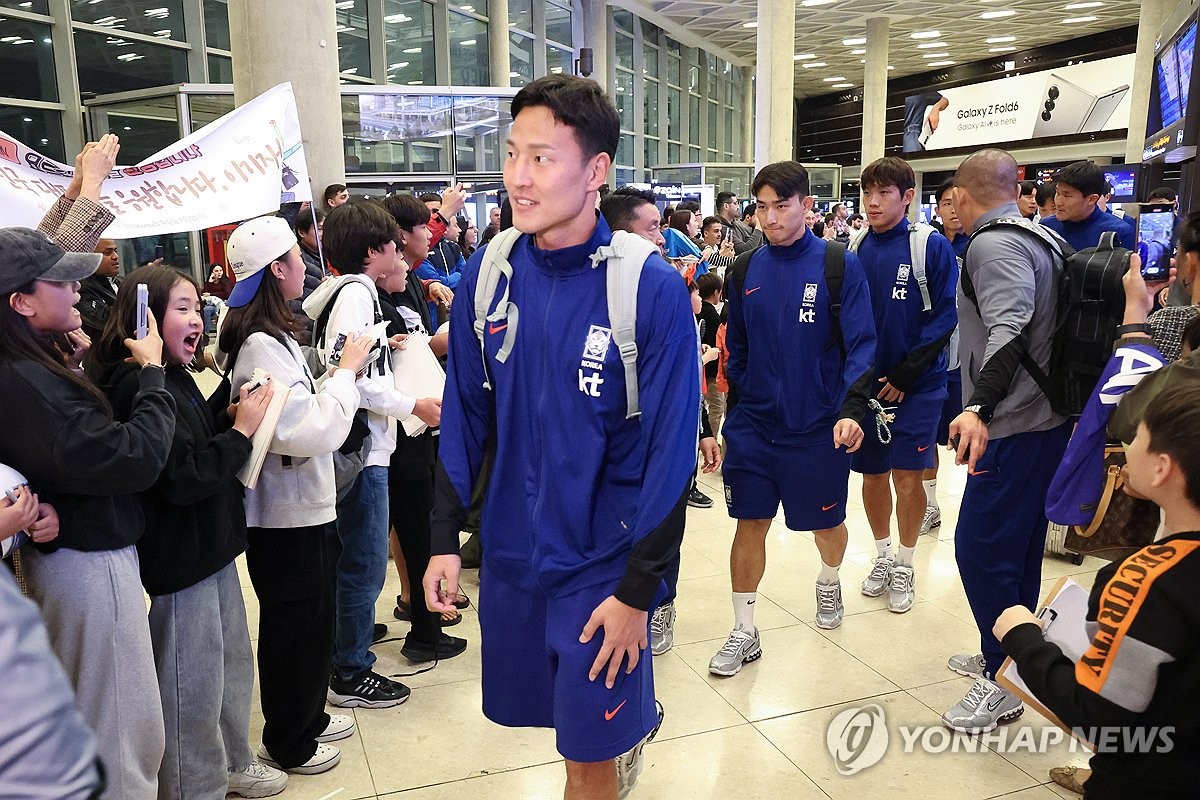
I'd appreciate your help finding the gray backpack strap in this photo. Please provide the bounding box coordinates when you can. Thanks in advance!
[472,227,523,389]
[909,221,934,312]
[847,226,869,253]
[590,230,658,419]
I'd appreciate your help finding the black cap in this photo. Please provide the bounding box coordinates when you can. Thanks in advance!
[0,227,102,295]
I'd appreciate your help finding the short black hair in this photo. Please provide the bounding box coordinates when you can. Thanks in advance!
[696,272,722,300]
[1054,161,1107,198]
[847,213,863,224]
[1035,180,1057,206]
[321,200,398,274]
[323,183,347,204]
[716,191,737,213]
[510,74,619,160]
[294,207,325,234]
[1179,209,1200,256]
[380,193,432,233]
[1018,180,1037,197]
[678,200,701,213]
[936,177,956,205]
[600,186,656,232]
[861,156,916,194]
[700,215,724,233]
[1143,384,1200,507]
[1148,186,1178,203]
[417,193,441,205]
[752,160,810,202]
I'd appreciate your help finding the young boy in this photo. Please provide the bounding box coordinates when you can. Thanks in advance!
[996,384,1200,799]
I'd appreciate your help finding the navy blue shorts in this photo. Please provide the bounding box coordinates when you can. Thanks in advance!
[478,573,660,763]
[722,416,851,531]
[937,369,963,447]
[851,386,948,475]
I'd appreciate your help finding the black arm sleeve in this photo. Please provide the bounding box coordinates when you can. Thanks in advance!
[614,487,688,610]
[888,330,954,392]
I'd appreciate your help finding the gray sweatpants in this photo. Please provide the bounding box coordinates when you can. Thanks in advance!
[149,560,255,800]
[23,545,164,800]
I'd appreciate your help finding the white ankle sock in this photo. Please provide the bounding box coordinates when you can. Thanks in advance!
[818,562,840,583]
[875,536,894,560]
[732,592,757,631]
[896,544,916,567]
[923,479,938,509]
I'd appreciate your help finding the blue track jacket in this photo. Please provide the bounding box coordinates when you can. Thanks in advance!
[855,219,959,393]
[430,216,701,610]
[724,230,877,446]
[1040,207,1136,252]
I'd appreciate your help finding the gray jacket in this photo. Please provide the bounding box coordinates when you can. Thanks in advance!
[957,202,1066,440]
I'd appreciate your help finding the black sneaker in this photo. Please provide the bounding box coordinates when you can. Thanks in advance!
[687,489,714,508]
[401,633,468,663]
[372,623,389,643]
[327,669,410,709]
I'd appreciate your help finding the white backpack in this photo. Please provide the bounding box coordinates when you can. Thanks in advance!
[473,228,660,419]
[848,221,936,312]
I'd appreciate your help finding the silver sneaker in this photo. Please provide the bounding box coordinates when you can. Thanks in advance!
[707,627,762,676]
[861,556,893,597]
[650,602,676,656]
[815,580,844,629]
[616,701,664,799]
[941,677,1024,733]
[887,564,915,613]
[947,652,986,678]
[920,506,942,535]
[227,761,287,798]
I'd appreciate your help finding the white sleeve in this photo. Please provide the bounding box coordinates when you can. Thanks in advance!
[324,281,416,419]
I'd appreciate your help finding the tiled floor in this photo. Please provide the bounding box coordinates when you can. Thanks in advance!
[234,458,1107,800]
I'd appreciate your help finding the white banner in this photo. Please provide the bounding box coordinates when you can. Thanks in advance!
[0,83,312,238]
[902,54,1136,153]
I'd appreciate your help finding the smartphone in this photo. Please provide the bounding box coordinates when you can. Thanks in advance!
[154,244,164,260]
[1136,209,1176,280]
[135,283,149,340]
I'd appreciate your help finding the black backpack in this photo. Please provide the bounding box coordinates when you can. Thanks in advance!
[962,220,1130,416]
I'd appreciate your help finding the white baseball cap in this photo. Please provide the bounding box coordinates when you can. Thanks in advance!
[225,216,298,308]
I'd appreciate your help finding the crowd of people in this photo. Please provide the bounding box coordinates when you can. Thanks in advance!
[1,74,1198,800]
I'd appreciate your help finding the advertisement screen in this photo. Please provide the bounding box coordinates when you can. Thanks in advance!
[1103,166,1138,201]
[1157,42,1184,128]
[1178,21,1196,116]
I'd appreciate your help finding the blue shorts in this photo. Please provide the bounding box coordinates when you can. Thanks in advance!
[722,416,851,531]
[937,369,963,447]
[852,386,948,475]
[478,573,659,763]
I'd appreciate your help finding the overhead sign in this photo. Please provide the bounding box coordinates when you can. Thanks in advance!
[902,54,1136,153]
[0,82,312,238]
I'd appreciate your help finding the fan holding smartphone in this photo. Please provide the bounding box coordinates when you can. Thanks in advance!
[1137,205,1176,282]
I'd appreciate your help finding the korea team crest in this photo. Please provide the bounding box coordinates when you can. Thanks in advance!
[896,264,911,283]
[800,283,818,323]
[584,325,613,361]
[579,325,611,398]
[803,283,818,303]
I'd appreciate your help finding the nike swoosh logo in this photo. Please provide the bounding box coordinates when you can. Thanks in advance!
[745,287,762,296]
[968,469,990,477]
[604,700,627,721]
[488,322,508,334]
[822,503,839,511]
[917,445,930,452]
[987,697,1003,712]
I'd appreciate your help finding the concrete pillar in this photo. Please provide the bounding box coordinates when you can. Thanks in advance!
[1125,0,1174,164]
[488,0,511,88]
[581,0,609,92]
[741,65,755,163]
[861,16,889,168]
[228,0,344,200]
[908,170,923,222]
[753,0,796,169]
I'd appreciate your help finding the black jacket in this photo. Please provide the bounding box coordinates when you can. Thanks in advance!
[96,361,252,596]
[0,360,175,552]
[288,243,325,346]
[76,274,120,340]
[379,281,437,479]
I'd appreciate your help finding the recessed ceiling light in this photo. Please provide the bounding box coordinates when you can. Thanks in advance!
[842,37,866,45]
[989,46,1016,52]
[460,39,476,45]
[1064,1,1102,8]
[986,36,1016,43]
[801,61,828,68]
[917,42,945,49]
[823,76,847,81]
[832,83,854,88]
[403,47,421,53]
[800,0,835,6]
[923,52,949,58]
[1062,15,1097,22]
[928,60,955,66]
[794,53,817,60]
[911,30,941,39]
[981,9,1016,18]
[851,48,866,54]
[743,21,758,28]
[887,65,895,70]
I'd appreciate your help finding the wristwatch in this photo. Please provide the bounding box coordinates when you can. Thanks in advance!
[964,404,993,424]
[1116,323,1152,336]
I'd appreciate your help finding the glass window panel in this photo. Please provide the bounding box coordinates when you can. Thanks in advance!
[688,94,699,142]
[336,0,370,78]
[546,43,573,77]
[643,80,659,137]
[1,1,49,12]
[689,145,700,161]
[644,137,658,169]
[643,45,658,78]
[726,79,735,106]
[615,167,635,186]
[344,93,452,173]
[0,19,55,102]
[613,9,633,31]
[688,62,699,92]
[508,0,532,32]
[707,68,717,99]
[0,105,62,160]
[74,30,188,95]
[640,19,658,41]
[668,142,680,163]
[99,97,180,164]
[207,53,232,82]
[450,1,482,13]
[725,108,735,153]
[453,95,512,172]
[615,31,633,70]
[614,69,633,130]
[449,11,489,86]
[508,32,533,87]
[188,94,235,131]
[616,133,633,167]
[708,100,717,149]
[667,87,681,140]
[545,2,572,46]
[203,0,230,51]
[384,0,435,86]
[667,54,680,85]
[71,0,187,42]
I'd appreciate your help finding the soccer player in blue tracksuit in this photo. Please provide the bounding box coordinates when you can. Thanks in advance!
[708,161,877,678]
[851,157,959,613]
[423,76,700,800]
[1040,160,1136,252]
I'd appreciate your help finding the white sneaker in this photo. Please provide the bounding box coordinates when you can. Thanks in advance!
[615,701,664,798]
[707,627,762,676]
[947,652,986,678]
[650,602,676,655]
[941,677,1024,733]
[920,506,941,535]
[861,556,893,597]
[814,580,844,629]
[316,713,355,742]
[887,564,915,613]
[227,761,287,798]
[257,743,341,775]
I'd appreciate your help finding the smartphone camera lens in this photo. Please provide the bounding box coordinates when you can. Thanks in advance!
[1048,86,1060,100]
[1041,111,1053,121]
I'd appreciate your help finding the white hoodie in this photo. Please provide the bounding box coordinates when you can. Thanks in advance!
[303,274,415,467]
